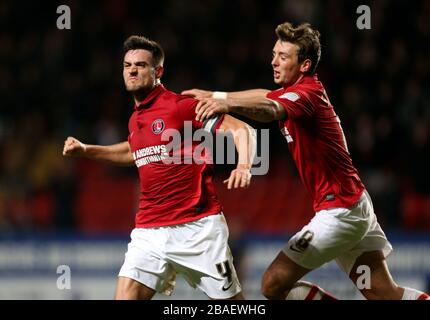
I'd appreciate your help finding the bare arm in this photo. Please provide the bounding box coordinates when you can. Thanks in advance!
[182,88,270,100]
[222,89,270,100]
[62,136,134,166]
[182,88,285,122]
[226,96,285,122]
[217,115,256,189]
[195,97,285,123]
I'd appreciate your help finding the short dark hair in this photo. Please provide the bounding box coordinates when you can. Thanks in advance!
[275,22,321,74]
[123,35,165,67]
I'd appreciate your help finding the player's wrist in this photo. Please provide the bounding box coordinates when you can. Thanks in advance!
[212,91,228,99]
[79,141,87,153]
[236,163,251,171]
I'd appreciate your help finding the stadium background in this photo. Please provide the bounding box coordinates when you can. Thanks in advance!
[0,0,429,299]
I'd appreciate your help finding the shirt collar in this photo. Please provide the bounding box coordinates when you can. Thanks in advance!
[284,73,318,89]
[296,73,318,85]
[134,84,166,110]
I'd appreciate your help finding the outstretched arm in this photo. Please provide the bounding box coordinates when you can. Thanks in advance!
[197,97,285,123]
[182,88,285,123]
[62,136,134,166]
[217,115,256,189]
[182,88,270,100]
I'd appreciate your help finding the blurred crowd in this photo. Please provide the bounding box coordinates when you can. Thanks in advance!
[0,0,429,234]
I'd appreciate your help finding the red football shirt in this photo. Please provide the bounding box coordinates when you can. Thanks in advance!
[128,84,223,228]
[267,74,365,212]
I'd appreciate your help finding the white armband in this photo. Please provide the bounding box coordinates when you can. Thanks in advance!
[212,91,228,99]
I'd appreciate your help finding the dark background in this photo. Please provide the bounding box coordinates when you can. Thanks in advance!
[0,0,429,237]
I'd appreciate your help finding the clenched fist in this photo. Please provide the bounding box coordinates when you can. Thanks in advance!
[63,136,87,157]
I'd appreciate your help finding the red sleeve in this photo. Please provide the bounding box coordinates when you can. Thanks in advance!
[177,96,224,133]
[127,112,137,145]
[267,89,314,119]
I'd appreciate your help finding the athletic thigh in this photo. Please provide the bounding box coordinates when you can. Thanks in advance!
[262,251,312,294]
[115,276,156,300]
[348,250,401,300]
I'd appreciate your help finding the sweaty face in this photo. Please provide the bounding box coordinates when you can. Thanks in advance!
[123,49,160,93]
[271,40,303,87]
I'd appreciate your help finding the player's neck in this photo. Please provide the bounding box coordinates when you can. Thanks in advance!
[132,85,157,105]
[292,74,304,85]
[282,73,304,89]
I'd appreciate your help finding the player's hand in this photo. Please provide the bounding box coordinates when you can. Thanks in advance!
[223,165,252,189]
[181,88,213,99]
[195,98,230,122]
[63,136,87,157]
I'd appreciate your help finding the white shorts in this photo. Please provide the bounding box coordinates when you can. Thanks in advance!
[284,191,393,275]
[118,213,242,299]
